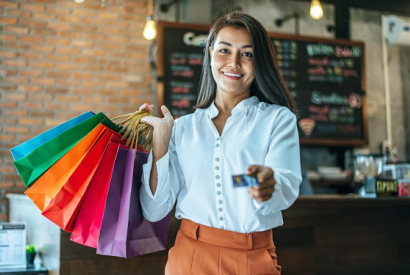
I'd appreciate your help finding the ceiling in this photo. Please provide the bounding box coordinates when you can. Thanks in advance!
[285,0,410,38]
[290,0,410,17]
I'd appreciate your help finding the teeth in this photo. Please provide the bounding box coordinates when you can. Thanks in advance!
[224,72,242,77]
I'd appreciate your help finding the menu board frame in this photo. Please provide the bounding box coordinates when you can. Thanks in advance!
[156,21,368,147]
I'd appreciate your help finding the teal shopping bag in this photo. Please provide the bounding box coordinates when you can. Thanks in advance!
[10,112,94,161]
[13,112,120,187]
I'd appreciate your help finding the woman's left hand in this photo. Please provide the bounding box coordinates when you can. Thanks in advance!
[246,165,276,202]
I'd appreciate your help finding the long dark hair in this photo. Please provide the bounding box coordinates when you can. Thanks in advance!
[194,11,297,113]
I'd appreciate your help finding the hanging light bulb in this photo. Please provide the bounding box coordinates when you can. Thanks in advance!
[143,0,156,40]
[143,15,156,40]
[74,0,85,3]
[310,0,323,20]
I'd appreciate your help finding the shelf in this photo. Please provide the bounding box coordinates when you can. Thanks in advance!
[310,179,354,186]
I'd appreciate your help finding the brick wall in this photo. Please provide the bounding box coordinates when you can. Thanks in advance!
[0,0,153,221]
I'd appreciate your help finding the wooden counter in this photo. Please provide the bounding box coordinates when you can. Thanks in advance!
[274,195,410,275]
[60,195,410,275]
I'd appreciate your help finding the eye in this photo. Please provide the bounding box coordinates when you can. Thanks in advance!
[220,49,229,54]
[242,52,253,57]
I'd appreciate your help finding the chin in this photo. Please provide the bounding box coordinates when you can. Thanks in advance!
[219,85,237,93]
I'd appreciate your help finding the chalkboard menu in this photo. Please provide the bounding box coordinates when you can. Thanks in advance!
[270,33,367,146]
[157,22,209,118]
[157,22,367,146]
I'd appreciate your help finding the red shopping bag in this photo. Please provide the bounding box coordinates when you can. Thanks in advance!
[70,141,128,248]
[42,130,123,232]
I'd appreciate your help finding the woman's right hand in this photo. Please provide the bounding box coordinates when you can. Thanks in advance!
[139,103,174,133]
[138,104,174,194]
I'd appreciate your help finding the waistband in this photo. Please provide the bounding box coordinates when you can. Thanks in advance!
[179,219,273,250]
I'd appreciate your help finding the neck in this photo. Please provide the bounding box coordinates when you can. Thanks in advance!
[214,90,250,115]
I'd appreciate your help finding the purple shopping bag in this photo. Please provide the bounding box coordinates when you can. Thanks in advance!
[97,148,171,258]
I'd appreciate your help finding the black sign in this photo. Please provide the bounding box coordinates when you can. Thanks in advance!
[158,22,367,146]
[270,36,366,145]
[376,178,398,197]
[161,24,209,118]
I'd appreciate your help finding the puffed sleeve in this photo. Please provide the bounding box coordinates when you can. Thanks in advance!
[139,119,184,222]
[253,113,302,215]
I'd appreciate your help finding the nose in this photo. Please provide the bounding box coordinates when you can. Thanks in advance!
[228,52,241,69]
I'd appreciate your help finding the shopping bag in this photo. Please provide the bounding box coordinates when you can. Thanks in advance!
[70,141,127,248]
[10,112,94,161]
[24,124,108,212]
[42,130,123,232]
[14,112,118,187]
[97,149,171,258]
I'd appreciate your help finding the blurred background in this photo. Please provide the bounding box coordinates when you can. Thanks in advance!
[1,0,410,274]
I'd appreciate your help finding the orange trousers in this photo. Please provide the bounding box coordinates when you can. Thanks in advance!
[165,219,281,275]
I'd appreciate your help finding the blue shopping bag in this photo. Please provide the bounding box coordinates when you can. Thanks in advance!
[11,112,94,161]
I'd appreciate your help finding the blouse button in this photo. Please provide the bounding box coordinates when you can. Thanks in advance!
[217,191,221,195]
[219,217,224,221]
[215,157,220,162]
[215,144,220,148]
[218,208,223,212]
[218,200,223,204]
[215,175,220,179]
[215,166,219,170]
[217,183,221,187]
[220,226,224,229]
[216,137,220,141]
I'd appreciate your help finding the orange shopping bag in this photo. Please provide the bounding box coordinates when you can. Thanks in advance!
[25,124,107,211]
[42,130,123,232]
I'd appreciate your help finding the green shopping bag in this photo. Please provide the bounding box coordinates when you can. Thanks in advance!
[14,112,119,187]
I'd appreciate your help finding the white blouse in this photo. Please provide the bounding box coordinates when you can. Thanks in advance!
[140,96,302,233]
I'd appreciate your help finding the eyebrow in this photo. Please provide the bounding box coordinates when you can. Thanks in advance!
[218,41,253,48]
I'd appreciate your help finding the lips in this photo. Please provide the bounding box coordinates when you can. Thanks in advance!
[222,72,244,79]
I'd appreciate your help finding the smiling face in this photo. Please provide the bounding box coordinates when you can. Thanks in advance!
[209,26,255,97]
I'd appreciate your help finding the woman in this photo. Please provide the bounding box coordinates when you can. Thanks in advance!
[139,11,301,275]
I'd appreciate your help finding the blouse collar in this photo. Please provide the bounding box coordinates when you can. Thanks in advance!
[206,96,260,119]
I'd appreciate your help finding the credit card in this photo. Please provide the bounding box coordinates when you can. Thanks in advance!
[232,173,259,188]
